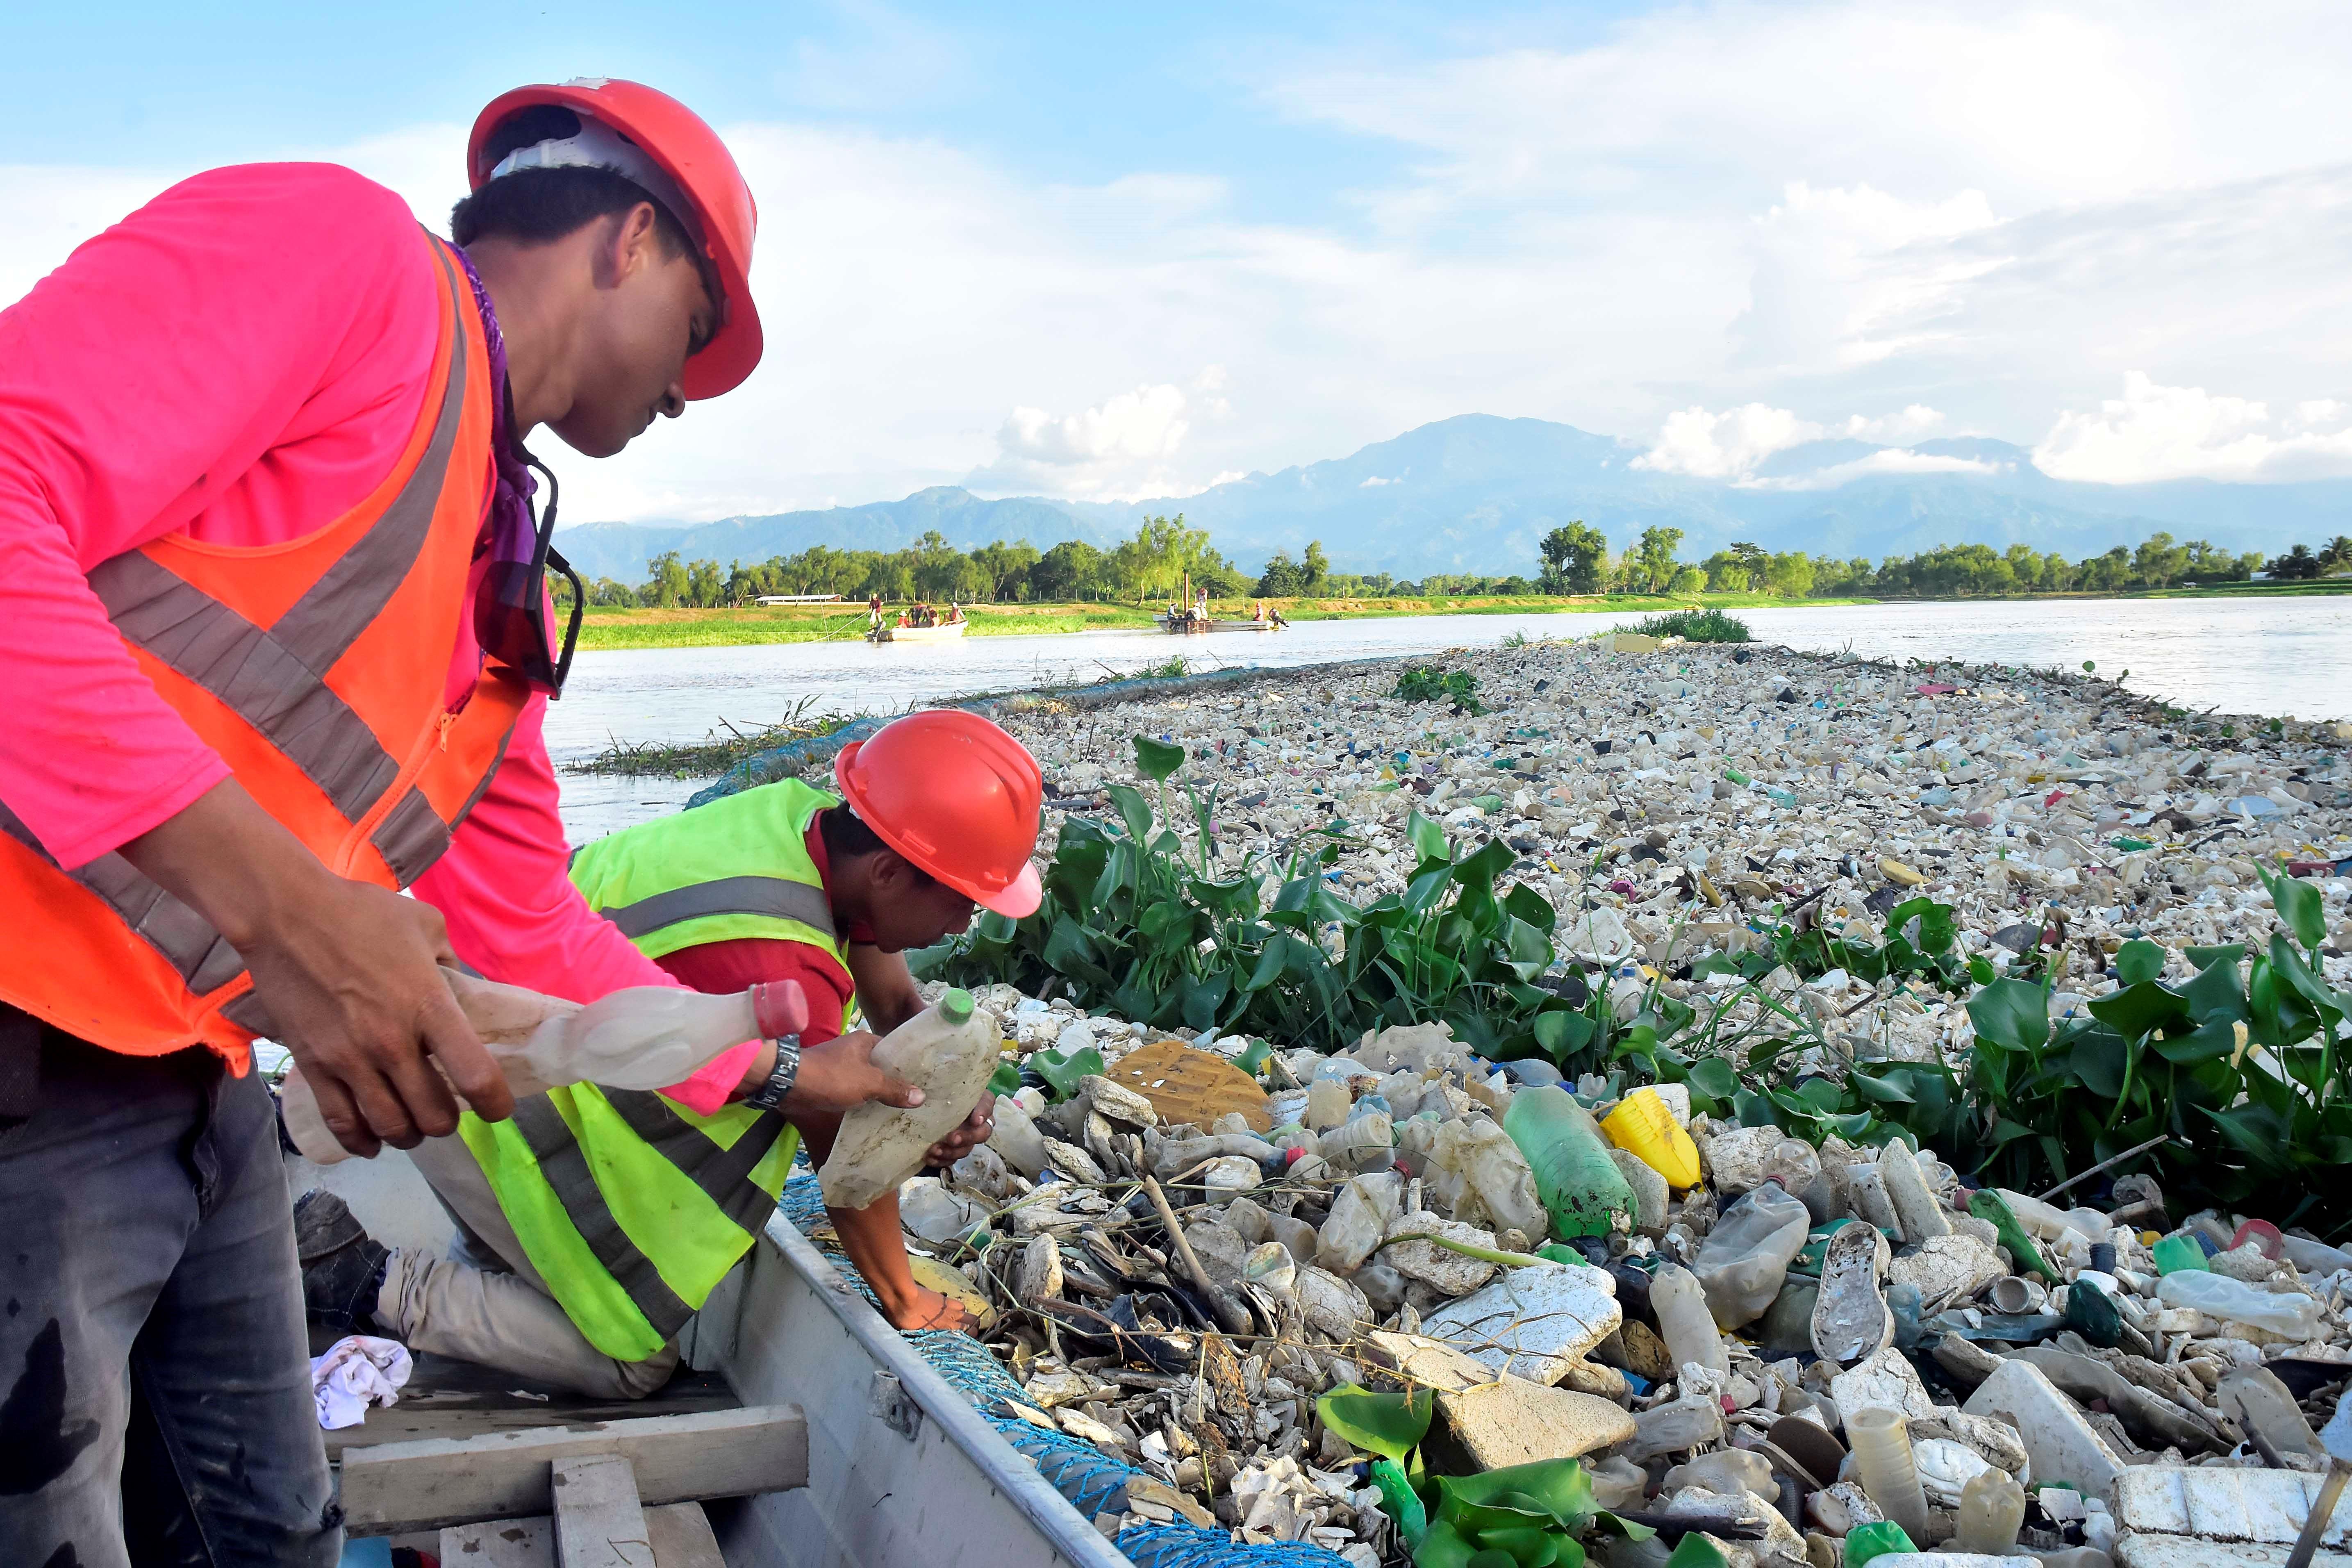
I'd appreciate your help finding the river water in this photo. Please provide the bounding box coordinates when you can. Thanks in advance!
[546,595,2350,840]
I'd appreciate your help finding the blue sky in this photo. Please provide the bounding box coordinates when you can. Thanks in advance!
[7,2,2352,522]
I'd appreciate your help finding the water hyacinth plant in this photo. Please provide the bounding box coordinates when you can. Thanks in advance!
[920,734,2351,1229]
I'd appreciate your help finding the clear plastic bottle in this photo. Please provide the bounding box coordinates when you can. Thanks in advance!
[818,988,1003,1210]
[1956,1468,2026,1554]
[281,969,805,1164]
[1319,1110,1396,1173]
[1317,1172,1403,1273]
[1691,1181,1811,1328]
[1650,1261,1729,1373]
[1428,1116,1548,1240]
[1847,1406,1930,1541]
[2156,1270,2325,1336]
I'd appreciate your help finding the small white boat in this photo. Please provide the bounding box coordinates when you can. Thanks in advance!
[1156,614,1283,635]
[868,620,969,644]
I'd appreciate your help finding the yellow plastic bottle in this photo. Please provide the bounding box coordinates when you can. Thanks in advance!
[1600,1085,1702,1189]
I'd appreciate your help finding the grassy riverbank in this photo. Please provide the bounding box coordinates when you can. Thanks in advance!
[569,576,2348,652]
[570,591,1870,651]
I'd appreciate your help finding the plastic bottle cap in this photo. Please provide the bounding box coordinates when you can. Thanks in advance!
[939,988,974,1024]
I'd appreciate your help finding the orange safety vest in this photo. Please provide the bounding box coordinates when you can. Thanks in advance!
[0,230,528,1071]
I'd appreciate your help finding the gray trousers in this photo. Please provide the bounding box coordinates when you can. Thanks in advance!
[374,1131,678,1400]
[0,1013,339,1568]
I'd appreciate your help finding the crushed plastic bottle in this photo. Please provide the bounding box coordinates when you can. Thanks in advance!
[1319,1110,1396,1173]
[1693,1181,1810,1329]
[1849,1405,1931,1541]
[1650,1261,1729,1374]
[1424,1115,1548,1240]
[2155,1269,2325,1336]
[1317,1172,1404,1274]
[1504,1084,1635,1239]
[280,969,806,1165]
[818,988,1001,1211]
[1956,1468,2026,1555]
[1306,1078,1352,1130]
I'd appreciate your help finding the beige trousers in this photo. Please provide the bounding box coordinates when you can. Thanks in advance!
[372,1132,679,1400]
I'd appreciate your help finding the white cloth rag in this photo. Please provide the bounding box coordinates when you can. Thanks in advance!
[309,1335,414,1430]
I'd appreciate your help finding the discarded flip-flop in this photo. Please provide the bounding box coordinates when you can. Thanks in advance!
[1811,1218,1893,1365]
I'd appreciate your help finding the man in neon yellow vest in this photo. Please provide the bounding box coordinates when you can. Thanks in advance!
[298,710,1044,1395]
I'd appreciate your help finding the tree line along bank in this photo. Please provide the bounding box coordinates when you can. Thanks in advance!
[560,514,2352,611]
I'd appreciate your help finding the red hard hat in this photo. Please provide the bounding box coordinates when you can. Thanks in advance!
[835,712,1044,918]
[469,78,763,400]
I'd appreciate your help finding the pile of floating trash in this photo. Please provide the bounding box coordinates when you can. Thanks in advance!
[887,989,2350,1568]
[832,634,2352,1568]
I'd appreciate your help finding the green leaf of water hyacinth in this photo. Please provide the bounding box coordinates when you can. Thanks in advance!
[1315,1385,1431,1465]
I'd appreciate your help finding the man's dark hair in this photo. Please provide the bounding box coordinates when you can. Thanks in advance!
[451,105,696,262]
[820,806,938,887]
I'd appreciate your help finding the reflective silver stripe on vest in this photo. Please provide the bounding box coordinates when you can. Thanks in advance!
[0,801,244,995]
[0,237,483,1010]
[87,237,471,833]
[370,789,452,887]
[599,1089,792,1237]
[508,1088,790,1337]
[596,875,838,944]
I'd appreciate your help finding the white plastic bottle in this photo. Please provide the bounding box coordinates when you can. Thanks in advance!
[818,989,1003,1211]
[1650,1261,1729,1374]
[281,970,805,1163]
[2155,1270,2325,1337]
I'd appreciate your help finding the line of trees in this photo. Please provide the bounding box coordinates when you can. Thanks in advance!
[568,516,2352,612]
[1531,524,2352,599]
[576,515,1261,609]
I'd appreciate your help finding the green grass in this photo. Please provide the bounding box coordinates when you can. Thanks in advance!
[564,696,866,776]
[1632,606,1753,642]
[2137,576,2352,599]
[571,592,1876,651]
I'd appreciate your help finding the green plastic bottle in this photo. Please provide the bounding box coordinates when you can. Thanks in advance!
[1968,1188,2057,1279]
[1502,1085,1635,1240]
[1845,1521,1918,1568]
[2151,1233,2210,1275]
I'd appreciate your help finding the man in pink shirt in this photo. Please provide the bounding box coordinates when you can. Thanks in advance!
[0,80,968,1566]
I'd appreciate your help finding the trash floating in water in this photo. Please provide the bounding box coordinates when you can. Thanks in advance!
[843,635,2350,1564]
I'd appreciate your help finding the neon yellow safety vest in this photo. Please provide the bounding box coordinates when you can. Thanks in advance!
[459,778,855,1360]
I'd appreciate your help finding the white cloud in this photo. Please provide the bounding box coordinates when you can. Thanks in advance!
[1737,183,2001,370]
[1743,449,2006,490]
[1633,404,1824,478]
[1844,405,1947,443]
[11,4,2352,528]
[2034,372,2352,484]
[976,382,1194,498]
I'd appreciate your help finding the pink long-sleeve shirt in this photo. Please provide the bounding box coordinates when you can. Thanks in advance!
[0,162,754,1111]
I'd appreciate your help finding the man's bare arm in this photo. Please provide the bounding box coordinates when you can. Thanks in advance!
[120,778,511,1156]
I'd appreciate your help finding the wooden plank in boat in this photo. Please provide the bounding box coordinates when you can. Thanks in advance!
[340,1404,805,1535]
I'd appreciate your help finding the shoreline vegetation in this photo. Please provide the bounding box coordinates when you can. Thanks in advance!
[571,576,2350,652]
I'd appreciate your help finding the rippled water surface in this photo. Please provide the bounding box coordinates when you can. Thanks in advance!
[546,595,2351,840]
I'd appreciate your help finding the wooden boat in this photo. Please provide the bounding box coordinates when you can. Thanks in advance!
[867,619,969,644]
[313,1147,1118,1566]
[1156,613,1283,635]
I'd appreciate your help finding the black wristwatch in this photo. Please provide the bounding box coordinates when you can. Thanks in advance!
[742,1035,802,1112]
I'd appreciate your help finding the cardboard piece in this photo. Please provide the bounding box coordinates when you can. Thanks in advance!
[1108,1039,1271,1132]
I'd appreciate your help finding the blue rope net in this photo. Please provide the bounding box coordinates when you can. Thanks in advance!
[775,1172,1348,1566]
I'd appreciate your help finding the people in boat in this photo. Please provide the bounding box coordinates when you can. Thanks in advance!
[868,592,884,628]
[0,77,820,1562]
[297,712,1037,1397]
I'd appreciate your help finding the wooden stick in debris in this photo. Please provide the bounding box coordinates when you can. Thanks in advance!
[1141,1174,1251,1336]
[2035,1133,2173,1201]
[2283,1456,2349,1568]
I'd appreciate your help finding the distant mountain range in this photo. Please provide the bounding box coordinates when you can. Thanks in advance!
[554,414,2352,583]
